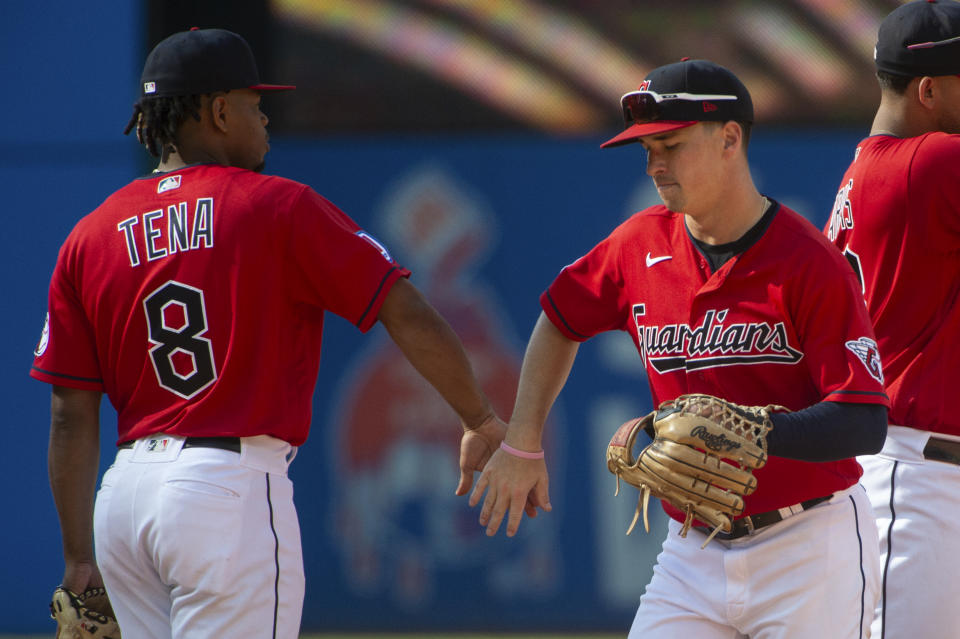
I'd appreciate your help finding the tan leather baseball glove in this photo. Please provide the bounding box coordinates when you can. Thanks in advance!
[606,393,784,547]
[50,586,121,639]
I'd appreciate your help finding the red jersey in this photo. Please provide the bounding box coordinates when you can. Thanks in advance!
[826,133,960,437]
[543,202,888,519]
[31,164,409,446]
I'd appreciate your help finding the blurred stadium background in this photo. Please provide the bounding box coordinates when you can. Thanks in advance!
[153,0,896,135]
[3,0,905,635]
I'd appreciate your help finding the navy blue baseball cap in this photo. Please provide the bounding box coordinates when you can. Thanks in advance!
[140,28,295,98]
[875,0,960,77]
[601,59,753,149]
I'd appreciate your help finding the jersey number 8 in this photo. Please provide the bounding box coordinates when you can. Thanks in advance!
[143,281,217,399]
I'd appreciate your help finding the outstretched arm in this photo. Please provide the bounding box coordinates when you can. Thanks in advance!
[378,277,507,495]
[49,385,105,593]
[469,311,580,537]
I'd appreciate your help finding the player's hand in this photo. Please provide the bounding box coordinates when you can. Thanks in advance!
[61,558,105,595]
[456,415,541,521]
[456,413,508,496]
[468,443,551,537]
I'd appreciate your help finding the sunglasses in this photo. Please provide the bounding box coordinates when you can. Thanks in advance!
[620,90,739,126]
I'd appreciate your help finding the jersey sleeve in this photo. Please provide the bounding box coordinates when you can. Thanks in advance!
[541,229,627,341]
[30,238,104,390]
[911,133,960,238]
[789,237,888,406]
[283,187,410,332]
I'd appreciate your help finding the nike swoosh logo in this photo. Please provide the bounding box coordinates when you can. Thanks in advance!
[645,252,673,267]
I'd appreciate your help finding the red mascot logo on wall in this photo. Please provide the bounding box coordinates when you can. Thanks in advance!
[326,167,561,609]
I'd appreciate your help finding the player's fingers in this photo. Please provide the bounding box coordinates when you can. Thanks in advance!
[535,479,552,513]
[468,471,489,508]
[455,467,473,496]
[504,491,528,537]
[524,496,538,518]
[480,487,508,536]
[456,449,479,496]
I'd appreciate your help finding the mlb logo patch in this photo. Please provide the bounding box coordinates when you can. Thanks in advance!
[158,175,182,193]
[144,81,156,94]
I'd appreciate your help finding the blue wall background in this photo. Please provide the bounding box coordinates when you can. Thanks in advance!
[1,3,868,634]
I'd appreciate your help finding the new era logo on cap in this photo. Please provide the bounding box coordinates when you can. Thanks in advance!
[144,81,156,94]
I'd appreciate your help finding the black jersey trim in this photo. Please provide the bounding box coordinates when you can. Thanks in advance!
[828,389,890,400]
[356,266,399,329]
[266,474,280,639]
[30,366,102,384]
[545,291,590,340]
[135,162,215,180]
[688,197,779,271]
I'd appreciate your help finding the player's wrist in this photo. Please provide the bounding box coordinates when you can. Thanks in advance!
[499,441,544,460]
[462,410,496,431]
[502,423,544,456]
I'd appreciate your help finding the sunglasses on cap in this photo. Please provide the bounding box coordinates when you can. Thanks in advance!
[620,89,739,125]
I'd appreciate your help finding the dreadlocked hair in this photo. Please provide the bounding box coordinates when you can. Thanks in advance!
[123,95,204,158]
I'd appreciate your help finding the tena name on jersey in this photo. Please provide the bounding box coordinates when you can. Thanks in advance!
[845,336,884,384]
[158,174,182,194]
[117,197,214,267]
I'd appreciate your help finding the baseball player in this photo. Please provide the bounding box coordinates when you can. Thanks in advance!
[33,28,507,638]
[824,2,960,637]
[469,59,890,638]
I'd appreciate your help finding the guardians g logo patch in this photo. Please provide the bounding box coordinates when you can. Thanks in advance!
[845,336,883,384]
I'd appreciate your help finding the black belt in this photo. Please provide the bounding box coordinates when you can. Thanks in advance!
[694,494,833,541]
[924,436,960,466]
[118,437,241,453]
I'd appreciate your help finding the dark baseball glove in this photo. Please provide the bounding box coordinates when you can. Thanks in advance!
[606,393,785,547]
[50,586,121,639]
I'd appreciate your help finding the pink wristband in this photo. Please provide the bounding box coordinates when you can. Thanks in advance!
[500,441,545,460]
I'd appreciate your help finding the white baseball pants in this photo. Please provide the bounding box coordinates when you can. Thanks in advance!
[629,484,880,638]
[93,434,304,638]
[859,426,960,639]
